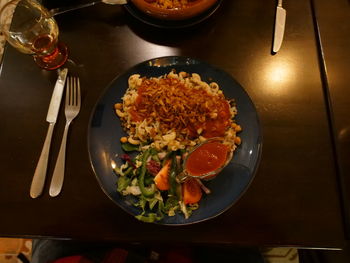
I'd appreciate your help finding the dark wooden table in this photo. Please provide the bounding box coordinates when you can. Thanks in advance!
[0,0,345,248]
[312,0,350,240]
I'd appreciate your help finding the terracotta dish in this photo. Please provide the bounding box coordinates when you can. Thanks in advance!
[130,0,219,20]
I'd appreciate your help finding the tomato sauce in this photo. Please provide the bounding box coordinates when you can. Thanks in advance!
[201,100,231,138]
[185,141,230,177]
[128,77,231,138]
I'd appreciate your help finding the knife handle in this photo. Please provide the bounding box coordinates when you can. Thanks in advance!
[30,123,55,198]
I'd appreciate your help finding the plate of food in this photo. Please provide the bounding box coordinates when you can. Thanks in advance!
[124,0,222,29]
[88,56,262,225]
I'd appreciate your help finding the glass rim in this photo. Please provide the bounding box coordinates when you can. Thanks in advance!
[0,0,18,32]
[0,0,53,34]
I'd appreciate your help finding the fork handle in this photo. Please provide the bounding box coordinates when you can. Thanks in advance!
[49,122,70,197]
[30,123,55,198]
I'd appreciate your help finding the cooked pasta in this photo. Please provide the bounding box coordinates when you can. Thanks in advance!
[115,70,241,151]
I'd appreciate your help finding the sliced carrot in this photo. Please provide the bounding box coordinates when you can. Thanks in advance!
[154,159,171,191]
[182,178,202,205]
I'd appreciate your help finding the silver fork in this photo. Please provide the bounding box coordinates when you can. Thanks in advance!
[49,77,81,197]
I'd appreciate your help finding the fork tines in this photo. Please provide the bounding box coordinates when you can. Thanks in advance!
[66,76,81,108]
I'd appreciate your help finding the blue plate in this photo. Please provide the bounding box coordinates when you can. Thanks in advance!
[88,56,262,225]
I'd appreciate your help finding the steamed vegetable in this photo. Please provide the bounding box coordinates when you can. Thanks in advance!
[114,148,209,223]
[168,154,181,198]
[121,142,139,152]
[138,149,156,198]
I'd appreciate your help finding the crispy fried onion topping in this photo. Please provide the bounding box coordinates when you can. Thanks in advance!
[115,72,240,151]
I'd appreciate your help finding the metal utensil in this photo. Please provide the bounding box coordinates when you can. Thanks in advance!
[30,68,68,198]
[49,77,81,197]
[273,0,286,53]
[49,0,127,17]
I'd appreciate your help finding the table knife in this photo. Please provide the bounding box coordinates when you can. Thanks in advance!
[49,0,127,17]
[30,68,68,198]
[273,0,286,53]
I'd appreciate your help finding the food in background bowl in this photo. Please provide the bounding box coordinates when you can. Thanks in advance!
[131,0,219,20]
[143,0,200,9]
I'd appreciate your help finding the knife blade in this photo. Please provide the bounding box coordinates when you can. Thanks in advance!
[273,0,286,53]
[49,0,127,17]
[30,68,68,198]
[46,69,68,122]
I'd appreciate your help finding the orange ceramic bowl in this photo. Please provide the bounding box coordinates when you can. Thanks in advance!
[130,0,219,20]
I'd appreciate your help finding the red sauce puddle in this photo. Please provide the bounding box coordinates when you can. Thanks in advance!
[185,141,229,177]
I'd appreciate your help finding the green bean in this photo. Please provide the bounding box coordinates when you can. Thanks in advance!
[138,149,156,198]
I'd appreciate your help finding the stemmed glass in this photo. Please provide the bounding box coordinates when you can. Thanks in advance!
[0,0,68,70]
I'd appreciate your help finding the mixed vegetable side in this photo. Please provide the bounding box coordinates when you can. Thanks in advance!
[113,142,204,223]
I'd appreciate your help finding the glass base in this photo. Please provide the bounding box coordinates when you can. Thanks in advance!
[33,42,68,70]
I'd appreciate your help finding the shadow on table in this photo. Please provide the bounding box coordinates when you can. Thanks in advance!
[30,239,264,263]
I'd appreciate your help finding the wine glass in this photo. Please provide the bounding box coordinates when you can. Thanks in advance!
[0,0,68,70]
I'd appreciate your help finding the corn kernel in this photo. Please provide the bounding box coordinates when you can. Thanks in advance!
[114,103,123,110]
[120,137,128,143]
[234,136,241,145]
